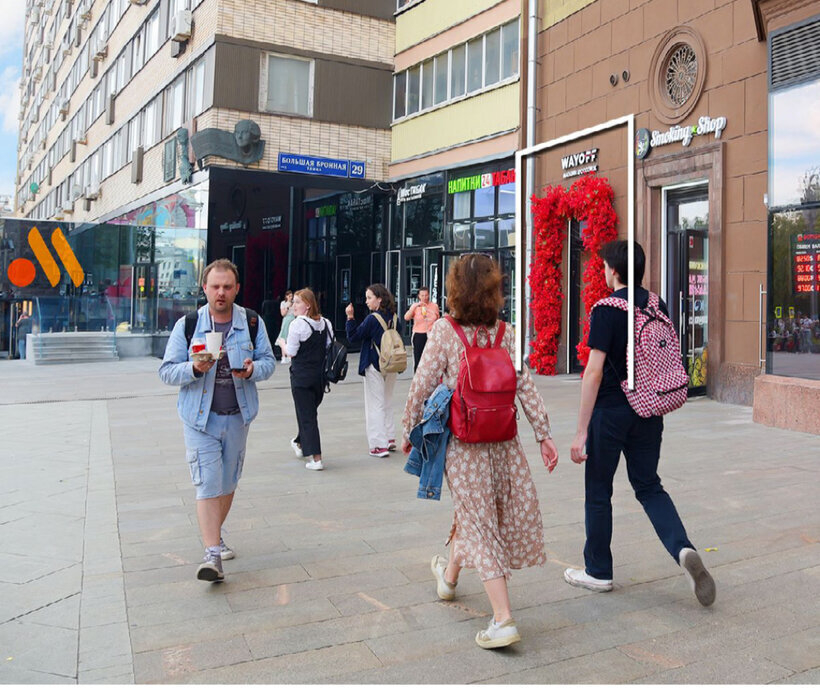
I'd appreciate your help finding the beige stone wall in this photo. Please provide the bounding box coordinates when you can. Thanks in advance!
[217,0,394,64]
[199,108,391,180]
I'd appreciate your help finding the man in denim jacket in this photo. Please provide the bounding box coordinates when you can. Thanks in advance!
[160,259,275,582]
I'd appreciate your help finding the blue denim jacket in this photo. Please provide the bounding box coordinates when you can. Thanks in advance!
[159,305,275,430]
[404,383,453,500]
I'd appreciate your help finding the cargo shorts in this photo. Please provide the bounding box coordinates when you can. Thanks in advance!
[182,411,250,499]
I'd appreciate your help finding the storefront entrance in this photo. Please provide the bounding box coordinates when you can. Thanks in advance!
[665,186,709,395]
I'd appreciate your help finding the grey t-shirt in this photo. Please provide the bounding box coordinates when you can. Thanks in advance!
[209,320,239,414]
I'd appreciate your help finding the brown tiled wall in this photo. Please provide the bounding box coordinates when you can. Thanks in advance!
[537,0,768,380]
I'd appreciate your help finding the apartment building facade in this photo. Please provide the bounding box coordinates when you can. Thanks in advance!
[13,0,394,343]
[387,0,522,321]
[526,0,819,432]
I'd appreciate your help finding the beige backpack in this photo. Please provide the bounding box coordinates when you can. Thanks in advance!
[371,313,407,376]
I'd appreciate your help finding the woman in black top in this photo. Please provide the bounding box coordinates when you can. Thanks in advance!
[286,288,333,471]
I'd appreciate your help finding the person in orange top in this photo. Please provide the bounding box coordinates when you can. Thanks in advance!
[404,286,440,372]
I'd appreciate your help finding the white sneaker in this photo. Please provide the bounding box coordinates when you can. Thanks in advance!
[290,437,303,458]
[563,567,613,592]
[679,548,716,606]
[305,458,324,471]
[219,537,235,561]
[475,618,521,649]
[430,554,456,601]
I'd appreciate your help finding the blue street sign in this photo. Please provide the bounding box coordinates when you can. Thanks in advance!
[278,153,366,179]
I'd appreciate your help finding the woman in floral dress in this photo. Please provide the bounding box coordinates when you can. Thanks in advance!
[401,253,559,649]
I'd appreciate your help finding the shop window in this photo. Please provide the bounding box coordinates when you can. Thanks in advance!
[474,221,495,249]
[474,185,495,217]
[452,191,470,220]
[393,71,406,119]
[402,195,443,247]
[451,223,471,250]
[498,182,515,215]
[262,53,313,117]
[498,218,515,247]
[421,59,434,110]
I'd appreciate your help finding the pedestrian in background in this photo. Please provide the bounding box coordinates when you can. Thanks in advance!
[286,288,333,471]
[276,290,295,364]
[15,308,32,360]
[566,240,715,607]
[402,254,559,649]
[159,259,275,583]
[404,285,439,371]
[345,284,402,458]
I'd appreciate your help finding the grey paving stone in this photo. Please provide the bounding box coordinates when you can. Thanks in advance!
[761,627,820,672]
[178,641,382,683]
[133,635,253,682]
[0,620,78,678]
[15,593,80,631]
[0,663,76,684]
[632,649,794,684]
[780,666,820,683]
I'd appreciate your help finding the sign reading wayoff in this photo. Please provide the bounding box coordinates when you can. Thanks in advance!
[278,153,366,179]
[448,168,515,194]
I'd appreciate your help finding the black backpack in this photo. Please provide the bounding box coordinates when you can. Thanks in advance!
[323,325,348,391]
[184,308,259,350]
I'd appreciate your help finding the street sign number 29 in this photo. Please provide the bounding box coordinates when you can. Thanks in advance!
[350,162,365,179]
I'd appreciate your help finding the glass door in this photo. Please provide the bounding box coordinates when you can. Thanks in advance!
[401,249,424,339]
[132,263,158,332]
[336,254,352,331]
[666,186,709,395]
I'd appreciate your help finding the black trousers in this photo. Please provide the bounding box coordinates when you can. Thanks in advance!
[412,332,428,371]
[584,403,693,579]
[291,378,325,457]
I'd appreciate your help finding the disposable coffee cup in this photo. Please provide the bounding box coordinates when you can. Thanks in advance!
[205,331,223,356]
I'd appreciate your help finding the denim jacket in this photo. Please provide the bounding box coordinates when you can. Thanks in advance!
[404,383,453,500]
[159,305,275,430]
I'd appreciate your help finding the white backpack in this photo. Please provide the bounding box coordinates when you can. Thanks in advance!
[371,313,407,376]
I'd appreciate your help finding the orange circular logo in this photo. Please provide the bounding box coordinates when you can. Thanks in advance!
[8,258,36,287]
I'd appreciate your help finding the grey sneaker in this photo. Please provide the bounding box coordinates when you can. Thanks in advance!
[679,548,716,606]
[219,537,235,561]
[563,567,613,592]
[475,618,521,649]
[430,554,457,601]
[196,551,224,582]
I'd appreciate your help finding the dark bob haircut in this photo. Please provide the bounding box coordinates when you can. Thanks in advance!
[598,239,646,287]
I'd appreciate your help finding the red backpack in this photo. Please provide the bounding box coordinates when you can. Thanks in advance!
[591,293,689,417]
[446,316,518,443]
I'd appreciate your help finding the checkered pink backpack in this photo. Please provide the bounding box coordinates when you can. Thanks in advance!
[592,292,689,417]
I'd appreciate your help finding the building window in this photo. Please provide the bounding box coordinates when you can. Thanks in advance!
[392,18,519,122]
[766,17,820,380]
[261,53,313,117]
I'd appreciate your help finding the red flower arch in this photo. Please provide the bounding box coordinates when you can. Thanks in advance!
[528,175,618,374]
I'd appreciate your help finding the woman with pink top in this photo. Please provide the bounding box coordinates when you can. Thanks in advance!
[404,286,440,372]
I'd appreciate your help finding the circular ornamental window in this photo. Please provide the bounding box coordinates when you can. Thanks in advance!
[649,27,707,124]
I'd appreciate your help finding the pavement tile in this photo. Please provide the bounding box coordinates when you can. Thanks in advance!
[761,627,820,672]
[0,663,76,684]
[176,641,382,683]
[632,648,795,684]
[133,636,253,682]
[0,620,78,678]
[781,667,820,683]
[15,593,80,631]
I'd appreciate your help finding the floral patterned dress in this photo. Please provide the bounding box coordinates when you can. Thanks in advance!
[402,317,552,582]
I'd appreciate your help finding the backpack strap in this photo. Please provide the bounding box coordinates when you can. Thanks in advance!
[185,308,259,349]
[245,307,259,345]
[184,311,199,350]
[592,296,629,312]
[493,321,506,348]
[445,315,470,348]
[371,312,389,331]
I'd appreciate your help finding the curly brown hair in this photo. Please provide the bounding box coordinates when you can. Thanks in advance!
[445,253,504,326]
[367,283,396,315]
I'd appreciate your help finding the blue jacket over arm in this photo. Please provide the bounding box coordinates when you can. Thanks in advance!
[404,383,453,500]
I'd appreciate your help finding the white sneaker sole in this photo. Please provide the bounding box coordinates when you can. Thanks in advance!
[563,568,613,592]
[680,549,716,606]
[220,550,235,561]
[475,629,521,649]
[430,555,456,601]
